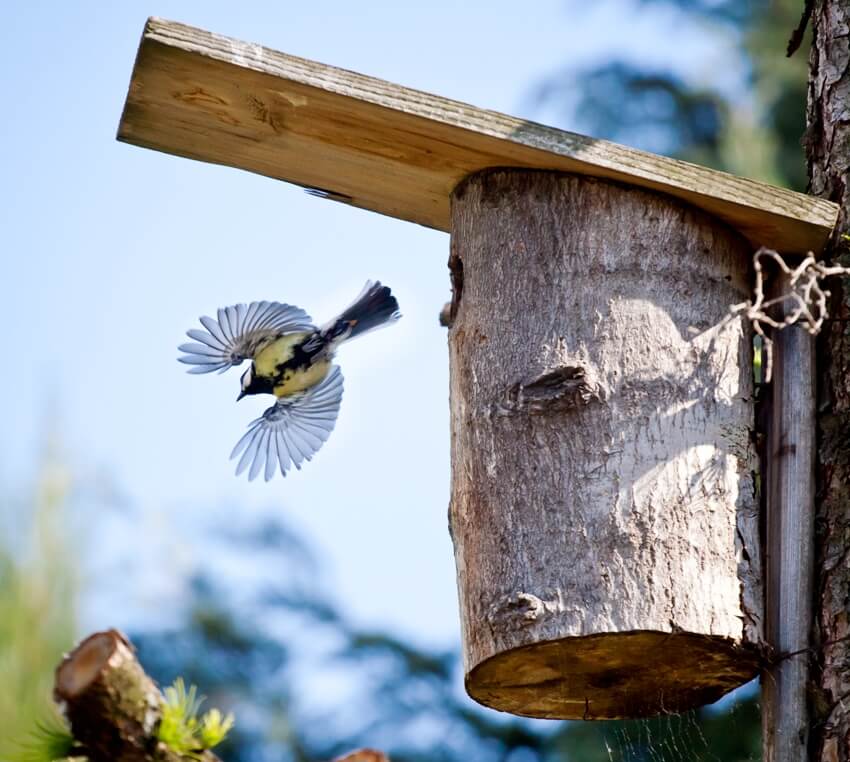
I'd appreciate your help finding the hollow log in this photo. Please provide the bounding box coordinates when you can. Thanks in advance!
[447,170,763,719]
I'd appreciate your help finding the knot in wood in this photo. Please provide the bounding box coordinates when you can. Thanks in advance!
[488,592,563,629]
[493,366,600,416]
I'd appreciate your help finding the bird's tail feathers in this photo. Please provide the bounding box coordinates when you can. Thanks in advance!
[322,281,400,344]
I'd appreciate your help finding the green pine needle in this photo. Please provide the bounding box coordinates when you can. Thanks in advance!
[198,709,235,748]
[157,678,234,757]
[7,714,77,762]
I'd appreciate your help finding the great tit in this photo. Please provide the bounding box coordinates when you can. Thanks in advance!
[178,281,400,480]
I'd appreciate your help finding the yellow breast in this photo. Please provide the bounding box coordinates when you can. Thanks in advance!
[253,333,331,398]
[273,359,331,397]
[254,333,306,376]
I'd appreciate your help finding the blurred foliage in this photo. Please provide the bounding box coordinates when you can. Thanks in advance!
[540,0,809,190]
[0,444,761,762]
[0,447,77,760]
[633,0,754,24]
[6,715,76,762]
[133,514,761,762]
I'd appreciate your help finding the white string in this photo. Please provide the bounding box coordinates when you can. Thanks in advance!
[730,247,850,382]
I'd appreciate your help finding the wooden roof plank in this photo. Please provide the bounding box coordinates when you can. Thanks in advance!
[118,18,838,253]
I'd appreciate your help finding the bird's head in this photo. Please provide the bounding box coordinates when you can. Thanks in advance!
[238,364,273,400]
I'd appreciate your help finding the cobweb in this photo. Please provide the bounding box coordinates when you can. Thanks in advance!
[604,712,719,762]
[542,682,761,762]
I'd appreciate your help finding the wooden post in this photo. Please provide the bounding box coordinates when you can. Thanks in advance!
[761,289,816,762]
[448,169,762,719]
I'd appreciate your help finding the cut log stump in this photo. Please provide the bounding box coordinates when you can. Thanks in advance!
[54,629,221,762]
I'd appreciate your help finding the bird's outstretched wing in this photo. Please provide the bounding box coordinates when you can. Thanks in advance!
[178,301,314,374]
[230,366,344,480]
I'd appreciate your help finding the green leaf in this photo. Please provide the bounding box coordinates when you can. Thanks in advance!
[157,677,234,756]
[199,708,235,748]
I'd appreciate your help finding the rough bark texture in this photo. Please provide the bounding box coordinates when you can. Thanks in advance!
[807,3,850,760]
[448,170,763,720]
[54,630,220,762]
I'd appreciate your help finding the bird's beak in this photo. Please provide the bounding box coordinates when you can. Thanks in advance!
[237,391,246,401]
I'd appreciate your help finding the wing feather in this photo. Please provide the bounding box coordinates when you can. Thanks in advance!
[248,430,268,481]
[200,315,229,347]
[230,366,344,480]
[265,433,279,482]
[277,431,291,475]
[186,328,225,350]
[178,342,223,357]
[242,301,261,333]
[287,427,314,462]
[179,301,314,373]
[234,427,262,476]
[279,431,298,471]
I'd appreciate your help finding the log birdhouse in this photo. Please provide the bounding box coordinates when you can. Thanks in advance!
[118,19,839,720]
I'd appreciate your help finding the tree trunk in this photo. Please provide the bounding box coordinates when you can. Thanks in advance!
[806,3,850,760]
[447,169,762,720]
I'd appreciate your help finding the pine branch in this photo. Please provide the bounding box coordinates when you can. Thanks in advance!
[787,0,814,57]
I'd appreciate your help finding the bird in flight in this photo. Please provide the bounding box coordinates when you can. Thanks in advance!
[178,282,400,480]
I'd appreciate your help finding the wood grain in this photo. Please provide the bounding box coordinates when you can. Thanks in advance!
[761,289,816,762]
[448,170,763,720]
[117,18,838,254]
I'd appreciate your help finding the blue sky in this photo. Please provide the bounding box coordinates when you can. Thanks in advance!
[1,1,736,647]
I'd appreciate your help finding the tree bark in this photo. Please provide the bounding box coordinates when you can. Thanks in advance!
[448,169,763,720]
[806,3,850,760]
